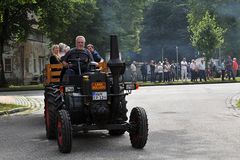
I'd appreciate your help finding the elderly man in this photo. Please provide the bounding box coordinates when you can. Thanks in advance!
[198,59,206,82]
[87,44,104,63]
[62,36,93,74]
[181,58,188,81]
[233,58,238,80]
[130,61,137,82]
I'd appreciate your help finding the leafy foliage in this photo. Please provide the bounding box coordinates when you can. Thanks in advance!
[0,0,38,86]
[188,11,226,59]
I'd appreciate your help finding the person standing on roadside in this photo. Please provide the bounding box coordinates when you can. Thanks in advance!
[226,55,233,80]
[163,61,170,82]
[141,62,147,82]
[130,61,137,82]
[181,58,188,82]
[157,61,163,82]
[233,58,238,79]
[198,59,206,82]
[150,60,155,82]
[193,61,199,81]
[190,59,195,81]
[221,60,226,81]
[170,61,176,82]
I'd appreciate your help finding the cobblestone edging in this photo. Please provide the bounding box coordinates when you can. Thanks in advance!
[0,107,30,116]
[0,96,44,116]
[226,93,240,117]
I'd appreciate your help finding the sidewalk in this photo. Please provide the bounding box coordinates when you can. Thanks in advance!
[0,95,43,115]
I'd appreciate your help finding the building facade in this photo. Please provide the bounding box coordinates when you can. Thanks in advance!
[3,32,50,85]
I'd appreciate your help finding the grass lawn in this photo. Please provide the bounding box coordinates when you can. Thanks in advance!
[0,103,25,112]
[236,100,240,109]
[9,84,44,89]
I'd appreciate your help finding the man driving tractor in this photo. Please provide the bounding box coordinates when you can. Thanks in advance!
[62,36,93,74]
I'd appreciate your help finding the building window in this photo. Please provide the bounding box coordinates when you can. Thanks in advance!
[39,57,44,74]
[25,58,29,73]
[4,58,12,72]
[33,59,37,73]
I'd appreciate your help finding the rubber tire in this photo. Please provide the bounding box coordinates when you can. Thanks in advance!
[129,107,148,149]
[57,109,72,153]
[44,91,56,139]
[109,130,125,136]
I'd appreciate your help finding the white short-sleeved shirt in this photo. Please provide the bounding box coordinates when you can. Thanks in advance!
[181,61,188,70]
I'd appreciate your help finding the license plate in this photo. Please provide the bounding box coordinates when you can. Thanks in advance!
[92,92,107,100]
[91,82,106,90]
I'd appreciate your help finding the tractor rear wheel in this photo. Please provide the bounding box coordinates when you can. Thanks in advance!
[44,93,56,139]
[57,109,72,153]
[129,107,148,149]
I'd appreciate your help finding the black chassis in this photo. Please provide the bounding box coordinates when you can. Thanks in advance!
[48,78,135,133]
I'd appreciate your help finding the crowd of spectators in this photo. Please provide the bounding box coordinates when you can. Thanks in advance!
[130,56,239,83]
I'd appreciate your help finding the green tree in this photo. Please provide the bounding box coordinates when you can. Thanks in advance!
[0,0,37,87]
[187,0,240,58]
[37,0,101,47]
[188,11,226,64]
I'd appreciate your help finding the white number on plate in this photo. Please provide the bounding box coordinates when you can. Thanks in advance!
[92,92,107,100]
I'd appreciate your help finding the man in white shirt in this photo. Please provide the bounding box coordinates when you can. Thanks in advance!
[190,59,195,81]
[130,61,137,82]
[198,59,206,81]
[156,62,163,82]
[181,58,188,81]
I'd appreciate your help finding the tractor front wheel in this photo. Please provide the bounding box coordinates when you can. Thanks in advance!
[57,109,72,153]
[129,107,148,149]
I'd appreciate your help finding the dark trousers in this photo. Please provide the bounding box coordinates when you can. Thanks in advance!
[194,71,198,81]
[227,69,234,80]
[164,72,170,82]
[171,72,175,81]
[221,70,225,81]
[155,73,163,82]
[191,70,194,81]
[151,72,155,82]
[142,74,147,82]
[199,70,206,82]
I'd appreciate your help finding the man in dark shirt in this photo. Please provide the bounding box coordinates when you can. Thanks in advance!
[141,62,147,82]
[87,44,104,63]
[150,60,155,82]
[62,36,93,74]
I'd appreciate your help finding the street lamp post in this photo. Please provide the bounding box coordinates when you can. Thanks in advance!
[176,46,179,80]
[161,47,164,63]
[219,48,221,63]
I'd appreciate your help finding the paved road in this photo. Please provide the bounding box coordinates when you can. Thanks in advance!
[1,83,240,160]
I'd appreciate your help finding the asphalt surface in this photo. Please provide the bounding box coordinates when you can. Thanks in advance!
[1,83,240,160]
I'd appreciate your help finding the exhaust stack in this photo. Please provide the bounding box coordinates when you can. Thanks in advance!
[108,35,125,75]
[107,35,126,122]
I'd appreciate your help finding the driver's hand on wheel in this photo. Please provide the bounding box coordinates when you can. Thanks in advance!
[68,63,73,68]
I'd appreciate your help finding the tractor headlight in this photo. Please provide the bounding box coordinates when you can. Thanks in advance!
[124,83,139,90]
[65,86,74,92]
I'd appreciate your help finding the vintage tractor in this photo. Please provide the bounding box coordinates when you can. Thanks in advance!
[44,35,148,153]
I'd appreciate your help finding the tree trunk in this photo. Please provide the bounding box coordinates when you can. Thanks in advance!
[0,41,8,87]
[0,8,10,87]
